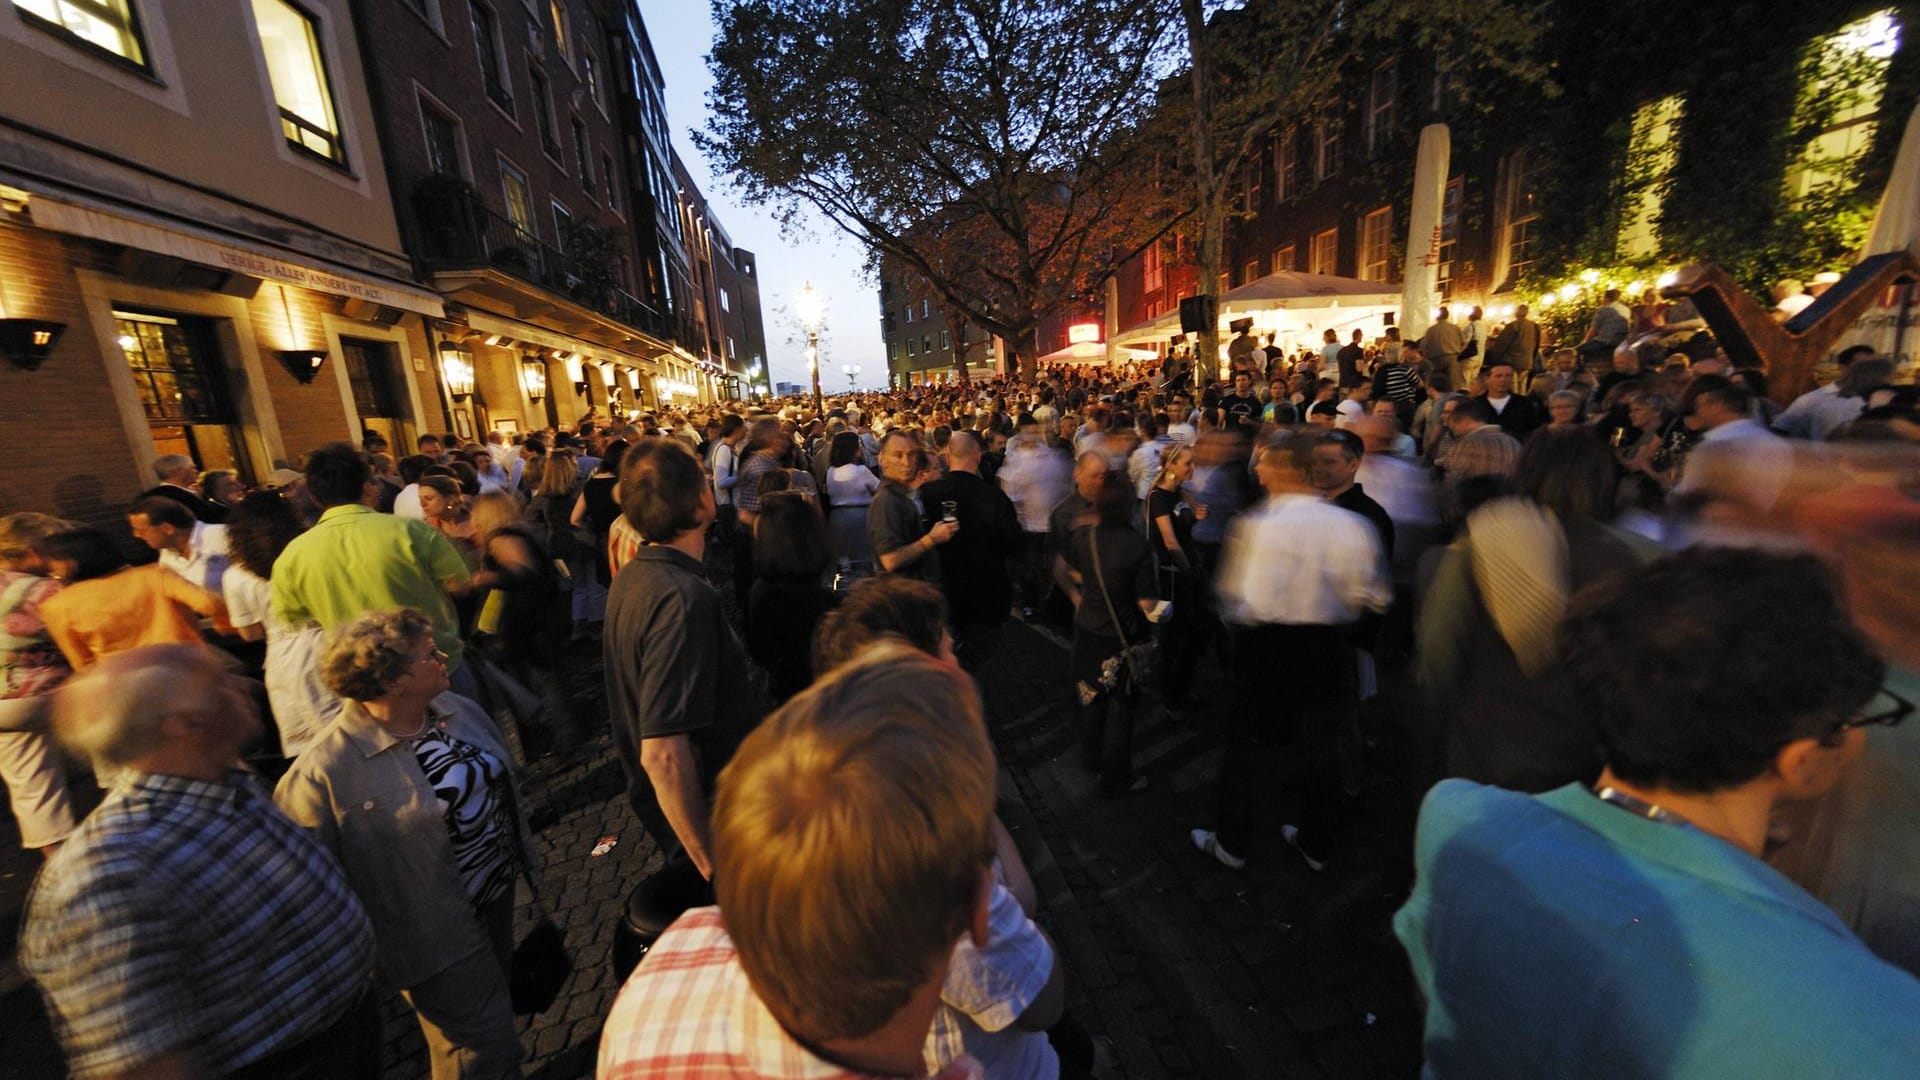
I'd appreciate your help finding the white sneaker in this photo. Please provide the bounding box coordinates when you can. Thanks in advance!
[1190,828,1247,870]
[1281,824,1327,872]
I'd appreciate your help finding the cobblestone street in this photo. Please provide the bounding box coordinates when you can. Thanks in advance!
[1,563,1429,1079]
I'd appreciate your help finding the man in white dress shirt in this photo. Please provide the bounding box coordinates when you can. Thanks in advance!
[128,495,229,594]
[1191,434,1389,872]
[1674,375,1794,515]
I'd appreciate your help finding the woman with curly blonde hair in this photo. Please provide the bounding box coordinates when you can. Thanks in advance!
[275,607,534,1079]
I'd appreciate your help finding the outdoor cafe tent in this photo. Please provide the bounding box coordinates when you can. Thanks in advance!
[1113,269,1403,351]
[1035,340,1161,364]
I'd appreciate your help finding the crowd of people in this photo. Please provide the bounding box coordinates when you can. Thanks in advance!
[1,305,1918,1078]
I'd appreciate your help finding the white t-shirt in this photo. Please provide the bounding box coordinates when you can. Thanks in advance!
[224,566,340,757]
[924,880,1059,1079]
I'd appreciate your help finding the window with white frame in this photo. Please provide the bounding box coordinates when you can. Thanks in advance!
[1367,60,1397,157]
[1360,206,1392,281]
[1619,95,1683,259]
[528,63,559,155]
[1315,102,1342,182]
[904,304,914,323]
[252,0,347,166]
[1243,259,1259,284]
[571,116,593,194]
[418,94,466,178]
[14,0,148,69]
[1786,9,1897,203]
[1506,152,1542,278]
[548,0,569,64]
[469,1,512,114]
[940,329,949,349]
[551,200,572,249]
[1273,243,1296,272]
[719,287,730,313]
[1310,227,1338,276]
[906,336,916,356]
[602,152,618,213]
[1437,177,1462,299]
[500,158,534,237]
[921,298,930,319]
[1275,127,1299,200]
[1143,239,1165,293]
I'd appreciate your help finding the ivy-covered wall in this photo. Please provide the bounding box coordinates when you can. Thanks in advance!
[1508,0,1920,298]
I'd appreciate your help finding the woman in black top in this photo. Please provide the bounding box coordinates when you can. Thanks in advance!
[1145,445,1208,716]
[470,491,587,753]
[569,443,626,637]
[1066,472,1159,797]
[747,492,841,703]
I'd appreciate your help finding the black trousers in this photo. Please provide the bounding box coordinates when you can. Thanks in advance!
[1071,629,1138,793]
[1215,622,1356,859]
[1156,566,1206,706]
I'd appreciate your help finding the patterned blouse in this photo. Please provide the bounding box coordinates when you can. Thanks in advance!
[406,724,517,911]
[1,570,70,700]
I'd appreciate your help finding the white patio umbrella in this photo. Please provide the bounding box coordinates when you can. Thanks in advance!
[1036,340,1160,364]
[1847,101,1920,370]
[1399,124,1451,343]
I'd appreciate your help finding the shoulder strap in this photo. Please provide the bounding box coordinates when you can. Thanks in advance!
[1087,528,1133,656]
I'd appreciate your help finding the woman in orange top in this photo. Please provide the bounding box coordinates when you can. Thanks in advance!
[35,528,228,669]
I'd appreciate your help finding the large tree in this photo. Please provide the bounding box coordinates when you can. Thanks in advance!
[1169,0,1547,381]
[701,0,1180,381]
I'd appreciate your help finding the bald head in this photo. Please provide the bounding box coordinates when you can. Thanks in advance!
[946,430,982,470]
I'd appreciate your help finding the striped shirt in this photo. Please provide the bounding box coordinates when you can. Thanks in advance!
[21,770,374,1079]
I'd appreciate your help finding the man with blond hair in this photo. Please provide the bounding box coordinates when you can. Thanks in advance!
[21,645,376,1079]
[599,647,998,1079]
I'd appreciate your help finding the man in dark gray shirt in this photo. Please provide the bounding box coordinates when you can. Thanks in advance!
[604,440,757,881]
[868,429,957,584]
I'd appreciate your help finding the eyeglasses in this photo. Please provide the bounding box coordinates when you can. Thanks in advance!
[415,649,450,668]
[1830,688,1913,736]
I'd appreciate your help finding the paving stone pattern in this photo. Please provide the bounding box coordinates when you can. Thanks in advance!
[0,540,1429,1077]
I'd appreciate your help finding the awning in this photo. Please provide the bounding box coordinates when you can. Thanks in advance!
[465,309,660,369]
[23,189,445,317]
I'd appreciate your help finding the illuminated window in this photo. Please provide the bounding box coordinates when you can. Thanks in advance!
[548,0,569,63]
[1243,259,1259,284]
[1366,59,1397,157]
[1310,228,1338,276]
[1273,243,1296,272]
[252,0,345,165]
[14,0,147,68]
[1506,152,1542,278]
[1787,9,1899,203]
[1360,207,1392,281]
[500,158,534,238]
[1618,95,1683,260]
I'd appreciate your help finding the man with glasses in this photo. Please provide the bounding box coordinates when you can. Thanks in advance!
[1395,549,1920,1076]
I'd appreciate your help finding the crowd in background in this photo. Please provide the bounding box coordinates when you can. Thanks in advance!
[2,296,1919,1078]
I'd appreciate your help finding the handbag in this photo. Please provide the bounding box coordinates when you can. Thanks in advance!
[1088,527,1159,688]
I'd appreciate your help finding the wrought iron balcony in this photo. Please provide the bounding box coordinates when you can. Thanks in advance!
[412,179,669,339]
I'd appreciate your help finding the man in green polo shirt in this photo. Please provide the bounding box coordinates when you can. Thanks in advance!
[271,444,473,690]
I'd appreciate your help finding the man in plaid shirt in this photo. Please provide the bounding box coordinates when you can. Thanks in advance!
[21,645,375,1080]
[599,646,997,1080]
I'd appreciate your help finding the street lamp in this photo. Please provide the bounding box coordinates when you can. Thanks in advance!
[842,363,860,390]
[795,281,826,416]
